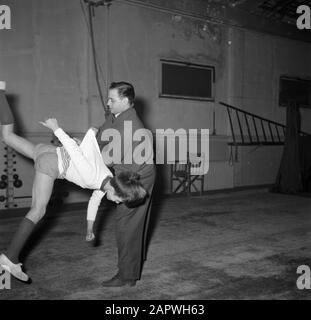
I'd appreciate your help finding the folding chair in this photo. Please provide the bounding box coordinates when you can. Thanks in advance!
[170,160,190,195]
[187,153,205,196]
[170,153,205,195]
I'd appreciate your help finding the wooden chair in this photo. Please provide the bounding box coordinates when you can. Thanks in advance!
[170,159,189,195]
[170,153,205,195]
[188,153,205,195]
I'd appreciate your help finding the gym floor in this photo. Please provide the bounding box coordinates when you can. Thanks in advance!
[0,188,310,300]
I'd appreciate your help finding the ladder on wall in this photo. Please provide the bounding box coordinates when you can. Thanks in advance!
[219,101,310,146]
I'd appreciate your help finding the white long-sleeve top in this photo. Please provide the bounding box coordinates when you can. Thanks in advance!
[54,128,113,221]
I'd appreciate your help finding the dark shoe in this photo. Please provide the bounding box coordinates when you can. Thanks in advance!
[101,274,136,287]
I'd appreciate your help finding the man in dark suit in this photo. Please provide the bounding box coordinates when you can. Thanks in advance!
[95,82,156,287]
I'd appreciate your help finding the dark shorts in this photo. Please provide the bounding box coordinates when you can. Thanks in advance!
[34,144,59,179]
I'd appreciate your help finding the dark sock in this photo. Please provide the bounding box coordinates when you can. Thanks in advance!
[6,218,35,263]
[0,89,14,125]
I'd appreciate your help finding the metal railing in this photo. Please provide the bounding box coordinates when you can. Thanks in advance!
[219,101,310,146]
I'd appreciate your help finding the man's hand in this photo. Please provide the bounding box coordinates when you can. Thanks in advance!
[40,118,60,132]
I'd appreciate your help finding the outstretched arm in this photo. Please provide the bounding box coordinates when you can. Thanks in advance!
[86,189,105,242]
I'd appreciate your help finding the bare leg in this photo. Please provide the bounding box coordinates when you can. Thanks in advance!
[6,171,55,263]
[0,88,14,124]
[0,89,35,158]
[2,123,36,159]
[26,171,55,224]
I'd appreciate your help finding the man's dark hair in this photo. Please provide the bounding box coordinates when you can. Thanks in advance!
[109,171,147,208]
[109,82,135,106]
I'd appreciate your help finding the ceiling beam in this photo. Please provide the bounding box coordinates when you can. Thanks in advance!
[234,0,266,13]
[223,5,311,43]
[120,0,311,43]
